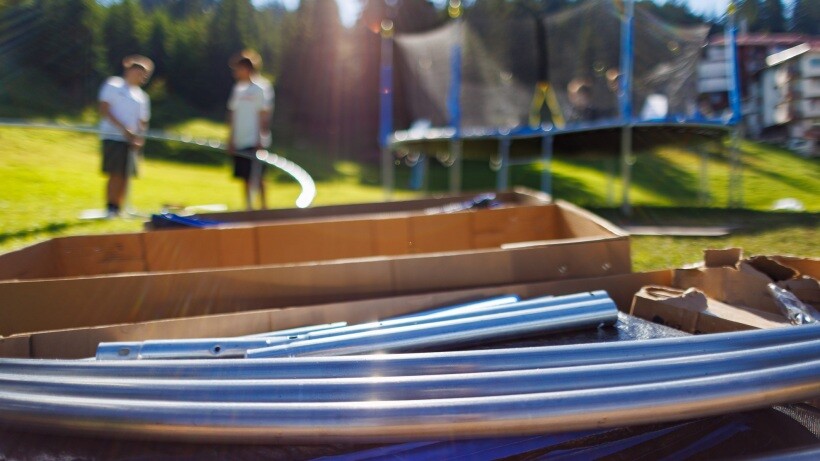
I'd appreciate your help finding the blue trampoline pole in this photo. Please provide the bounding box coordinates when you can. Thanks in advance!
[619,0,635,216]
[447,3,463,194]
[379,12,395,199]
[726,1,744,208]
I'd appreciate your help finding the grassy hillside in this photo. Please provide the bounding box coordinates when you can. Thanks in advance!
[0,124,816,270]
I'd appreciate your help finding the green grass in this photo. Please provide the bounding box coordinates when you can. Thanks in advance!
[0,125,817,272]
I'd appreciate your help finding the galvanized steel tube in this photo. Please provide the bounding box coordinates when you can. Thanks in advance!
[386,295,520,320]
[4,340,818,403]
[246,299,617,357]
[296,292,609,341]
[95,293,595,361]
[3,324,817,379]
[0,360,817,443]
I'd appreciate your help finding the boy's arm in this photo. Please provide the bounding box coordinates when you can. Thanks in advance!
[99,101,136,143]
[227,111,235,155]
[257,109,270,150]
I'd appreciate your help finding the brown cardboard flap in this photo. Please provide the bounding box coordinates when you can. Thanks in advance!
[217,227,258,267]
[408,213,473,254]
[143,228,221,271]
[256,220,378,264]
[372,218,412,255]
[747,255,799,282]
[57,234,146,276]
[772,256,820,279]
[704,248,743,268]
[555,200,628,238]
[0,241,59,280]
[674,263,780,315]
[0,334,30,358]
[630,285,787,334]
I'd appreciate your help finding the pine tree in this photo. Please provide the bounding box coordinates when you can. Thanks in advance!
[736,0,761,32]
[204,0,257,107]
[759,0,786,33]
[791,0,820,35]
[102,0,145,73]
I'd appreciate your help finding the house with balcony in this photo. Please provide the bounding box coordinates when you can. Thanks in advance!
[697,34,819,156]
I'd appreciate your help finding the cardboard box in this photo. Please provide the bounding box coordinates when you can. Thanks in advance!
[0,198,626,281]
[674,248,820,315]
[629,286,788,334]
[0,201,629,336]
[152,188,551,228]
[0,270,671,359]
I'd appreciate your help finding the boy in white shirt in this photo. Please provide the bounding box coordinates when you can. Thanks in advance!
[227,50,274,210]
[98,55,153,216]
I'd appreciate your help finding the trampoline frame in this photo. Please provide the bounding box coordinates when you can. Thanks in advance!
[381,0,744,213]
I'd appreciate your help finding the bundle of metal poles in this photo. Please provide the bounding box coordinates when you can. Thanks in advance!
[95,292,608,360]
[0,292,817,443]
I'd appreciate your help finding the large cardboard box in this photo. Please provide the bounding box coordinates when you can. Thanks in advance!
[0,198,626,281]
[0,270,670,359]
[0,201,630,336]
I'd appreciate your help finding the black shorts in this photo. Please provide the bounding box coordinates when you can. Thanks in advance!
[233,148,267,180]
[102,140,137,177]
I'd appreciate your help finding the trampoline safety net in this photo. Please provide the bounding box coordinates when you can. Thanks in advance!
[392,0,718,133]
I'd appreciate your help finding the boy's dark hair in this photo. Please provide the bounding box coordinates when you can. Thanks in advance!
[122,54,154,76]
[230,50,262,72]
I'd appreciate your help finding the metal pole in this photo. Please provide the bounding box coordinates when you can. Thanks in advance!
[726,1,744,208]
[496,137,511,191]
[0,360,817,443]
[619,0,635,216]
[540,134,553,197]
[729,126,744,208]
[7,341,819,403]
[447,5,463,195]
[449,140,462,194]
[699,145,710,205]
[620,126,633,215]
[382,146,394,200]
[379,12,395,199]
[247,300,617,358]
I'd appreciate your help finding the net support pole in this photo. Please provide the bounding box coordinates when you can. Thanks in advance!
[449,141,463,194]
[698,145,710,206]
[725,1,744,208]
[379,15,395,200]
[618,0,635,216]
[540,134,553,197]
[382,147,395,200]
[447,9,463,195]
[497,137,511,191]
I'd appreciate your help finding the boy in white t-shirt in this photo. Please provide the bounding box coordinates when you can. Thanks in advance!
[98,55,153,216]
[227,50,274,210]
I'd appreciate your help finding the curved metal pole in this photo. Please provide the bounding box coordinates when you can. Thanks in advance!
[3,324,818,379]
[0,119,316,208]
[0,360,817,443]
[5,340,817,403]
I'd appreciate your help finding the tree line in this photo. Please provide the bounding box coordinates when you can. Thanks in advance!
[0,0,815,161]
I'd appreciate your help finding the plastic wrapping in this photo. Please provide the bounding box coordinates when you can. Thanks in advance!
[768,283,820,325]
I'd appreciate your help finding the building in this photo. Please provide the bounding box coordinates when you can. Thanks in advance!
[697,33,819,156]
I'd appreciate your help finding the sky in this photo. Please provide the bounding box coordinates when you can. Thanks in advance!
[270,1,795,28]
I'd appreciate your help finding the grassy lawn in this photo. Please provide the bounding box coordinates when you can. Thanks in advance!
[0,124,817,271]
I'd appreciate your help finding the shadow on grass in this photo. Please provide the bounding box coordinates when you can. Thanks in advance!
[0,220,94,245]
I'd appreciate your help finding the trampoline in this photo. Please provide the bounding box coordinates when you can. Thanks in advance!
[379,0,744,212]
